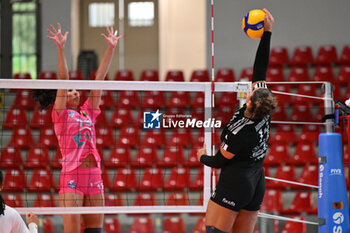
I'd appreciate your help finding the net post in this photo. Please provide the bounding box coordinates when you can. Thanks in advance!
[318,133,350,233]
[203,82,213,210]
[323,82,335,133]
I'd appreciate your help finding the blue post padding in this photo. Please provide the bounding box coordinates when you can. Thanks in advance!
[318,133,350,233]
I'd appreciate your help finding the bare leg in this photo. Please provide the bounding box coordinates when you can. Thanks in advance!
[82,194,105,229]
[59,192,84,233]
[205,200,239,232]
[231,209,259,233]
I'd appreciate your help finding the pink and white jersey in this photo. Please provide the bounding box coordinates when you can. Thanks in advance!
[52,99,101,172]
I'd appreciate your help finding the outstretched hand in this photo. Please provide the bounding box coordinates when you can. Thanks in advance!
[101,26,123,49]
[46,23,69,49]
[263,8,274,32]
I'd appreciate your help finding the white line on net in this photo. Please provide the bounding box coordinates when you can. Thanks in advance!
[271,120,326,125]
[271,90,329,101]
[258,212,319,226]
[265,176,319,189]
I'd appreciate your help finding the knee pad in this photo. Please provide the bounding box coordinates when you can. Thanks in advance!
[84,228,102,233]
[206,226,228,233]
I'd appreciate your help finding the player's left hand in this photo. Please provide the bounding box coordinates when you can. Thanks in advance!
[101,26,123,49]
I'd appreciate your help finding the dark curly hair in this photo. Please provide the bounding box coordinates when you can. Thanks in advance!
[32,89,57,110]
[0,170,5,215]
[247,88,277,120]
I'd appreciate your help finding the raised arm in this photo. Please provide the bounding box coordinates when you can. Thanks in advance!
[251,9,274,89]
[89,27,122,110]
[47,23,69,114]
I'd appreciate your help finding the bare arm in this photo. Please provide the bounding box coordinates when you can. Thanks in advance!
[47,23,69,115]
[89,27,122,110]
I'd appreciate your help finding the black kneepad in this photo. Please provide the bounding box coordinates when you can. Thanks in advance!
[84,228,102,233]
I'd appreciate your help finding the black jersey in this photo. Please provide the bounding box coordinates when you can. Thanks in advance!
[220,104,271,168]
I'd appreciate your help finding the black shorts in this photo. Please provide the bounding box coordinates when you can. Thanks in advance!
[210,167,265,212]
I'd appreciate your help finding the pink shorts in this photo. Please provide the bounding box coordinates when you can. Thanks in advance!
[59,167,104,196]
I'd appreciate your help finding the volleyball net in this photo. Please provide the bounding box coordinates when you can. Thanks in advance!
[0,79,335,222]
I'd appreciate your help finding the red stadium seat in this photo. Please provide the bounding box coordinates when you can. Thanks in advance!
[158,146,185,168]
[166,193,189,206]
[128,217,155,233]
[12,89,35,109]
[0,147,22,168]
[191,92,205,108]
[112,168,138,191]
[271,85,292,104]
[287,67,309,82]
[215,92,237,108]
[95,127,115,149]
[163,217,186,233]
[30,108,52,128]
[142,129,166,148]
[215,106,235,125]
[115,125,140,148]
[290,103,314,122]
[289,141,317,165]
[184,146,202,168]
[27,169,54,192]
[215,68,235,82]
[271,103,289,121]
[298,165,318,188]
[264,142,290,166]
[294,84,318,103]
[266,67,285,82]
[190,70,210,82]
[192,217,206,233]
[141,91,166,109]
[8,127,34,149]
[339,45,350,65]
[131,146,158,168]
[139,168,164,191]
[24,146,50,169]
[336,65,350,86]
[134,193,157,206]
[105,146,131,168]
[43,217,55,233]
[104,217,122,233]
[289,46,313,66]
[239,67,253,81]
[13,73,31,80]
[165,71,185,82]
[3,194,24,207]
[312,65,335,83]
[267,165,296,189]
[164,167,190,191]
[37,127,58,149]
[116,90,140,109]
[166,91,191,109]
[190,108,205,122]
[167,129,192,147]
[314,45,338,65]
[270,131,297,146]
[89,71,110,80]
[109,108,133,129]
[38,71,57,80]
[298,130,319,144]
[140,70,159,81]
[51,148,62,169]
[189,168,204,191]
[115,70,134,81]
[69,71,84,80]
[3,108,28,129]
[261,189,283,212]
[104,193,124,207]
[34,194,56,207]
[100,90,115,109]
[3,169,26,192]
[269,46,289,67]
[282,192,315,215]
[281,217,307,233]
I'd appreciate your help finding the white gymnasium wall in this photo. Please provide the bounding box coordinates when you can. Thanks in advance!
[206,0,350,77]
[41,0,72,72]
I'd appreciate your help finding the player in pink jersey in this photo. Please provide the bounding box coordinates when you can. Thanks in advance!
[33,23,121,233]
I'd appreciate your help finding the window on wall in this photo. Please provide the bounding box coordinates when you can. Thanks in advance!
[128,1,154,27]
[12,2,38,79]
[89,2,115,27]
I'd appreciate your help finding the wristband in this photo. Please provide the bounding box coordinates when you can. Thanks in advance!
[28,222,38,233]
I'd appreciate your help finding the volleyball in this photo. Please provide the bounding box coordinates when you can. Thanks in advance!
[241,9,266,39]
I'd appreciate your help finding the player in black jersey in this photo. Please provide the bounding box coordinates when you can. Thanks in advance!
[197,9,277,233]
